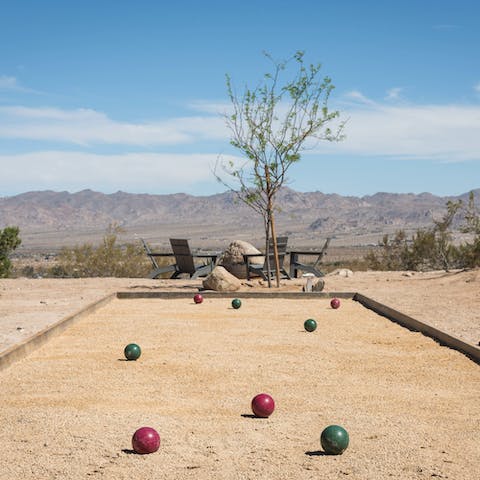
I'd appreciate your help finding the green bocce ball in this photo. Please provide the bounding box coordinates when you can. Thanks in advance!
[304,318,317,332]
[231,298,242,309]
[124,343,141,361]
[321,425,349,455]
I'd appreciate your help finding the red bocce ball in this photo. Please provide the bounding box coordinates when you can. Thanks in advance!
[330,298,341,309]
[132,426,160,454]
[251,393,275,418]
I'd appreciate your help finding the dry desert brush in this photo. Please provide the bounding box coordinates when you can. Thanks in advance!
[365,192,480,271]
[55,225,150,278]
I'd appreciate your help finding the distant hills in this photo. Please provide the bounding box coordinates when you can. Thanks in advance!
[0,188,478,252]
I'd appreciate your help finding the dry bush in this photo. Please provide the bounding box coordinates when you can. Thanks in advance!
[364,193,480,271]
[55,230,151,278]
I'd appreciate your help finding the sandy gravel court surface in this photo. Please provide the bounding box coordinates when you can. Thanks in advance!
[0,295,478,479]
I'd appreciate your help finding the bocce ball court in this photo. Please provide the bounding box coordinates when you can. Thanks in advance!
[0,291,479,479]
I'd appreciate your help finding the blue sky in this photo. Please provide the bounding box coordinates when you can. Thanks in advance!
[0,0,479,198]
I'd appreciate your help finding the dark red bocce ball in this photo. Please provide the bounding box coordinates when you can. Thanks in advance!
[251,393,275,418]
[193,293,204,304]
[330,298,341,309]
[132,426,160,454]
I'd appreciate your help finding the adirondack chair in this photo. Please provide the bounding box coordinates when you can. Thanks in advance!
[288,238,331,278]
[169,238,218,279]
[142,238,218,279]
[243,236,291,281]
[141,238,178,279]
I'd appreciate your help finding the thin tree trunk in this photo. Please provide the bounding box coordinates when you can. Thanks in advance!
[264,218,272,288]
[270,210,281,287]
[264,164,280,287]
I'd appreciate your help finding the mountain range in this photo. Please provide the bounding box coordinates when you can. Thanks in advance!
[0,188,477,252]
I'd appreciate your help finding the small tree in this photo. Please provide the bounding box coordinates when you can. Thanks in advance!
[216,51,344,286]
[364,230,409,270]
[459,191,480,267]
[431,200,462,271]
[365,200,463,271]
[0,226,22,278]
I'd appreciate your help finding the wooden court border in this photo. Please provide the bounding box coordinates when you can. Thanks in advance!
[0,293,116,372]
[1,291,478,372]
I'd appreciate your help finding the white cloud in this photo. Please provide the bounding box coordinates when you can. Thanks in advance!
[385,87,403,101]
[0,75,18,89]
[474,82,480,93]
[0,151,242,193]
[0,76,41,94]
[342,90,377,106]
[0,106,228,145]
[310,98,480,163]
[1,92,480,200]
[188,100,231,115]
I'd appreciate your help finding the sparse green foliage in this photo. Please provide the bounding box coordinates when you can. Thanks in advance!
[56,225,150,277]
[0,226,22,277]
[463,192,480,233]
[458,191,480,267]
[430,200,462,270]
[217,51,344,286]
[364,194,480,271]
[364,230,409,270]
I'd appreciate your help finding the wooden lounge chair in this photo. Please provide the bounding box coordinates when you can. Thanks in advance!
[289,238,331,278]
[142,238,218,279]
[169,238,218,279]
[141,238,178,279]
[243,236,291,281]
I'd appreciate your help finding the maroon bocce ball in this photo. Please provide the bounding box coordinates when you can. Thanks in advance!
[132,426,160,454]
[251,393,275,418]
[330,298,341,309]
[193,293,204,304]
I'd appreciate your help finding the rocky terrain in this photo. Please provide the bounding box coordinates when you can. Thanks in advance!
[1,188,478,252]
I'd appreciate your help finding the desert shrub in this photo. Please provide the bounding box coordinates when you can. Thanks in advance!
[0,226,22,278]
[20,265,35,277]
[321,257,372,273]
[458,191,480,268]
[56,227,151,278]
[47,264,72,278]
[364,197,480,271]
[364,230,410,270]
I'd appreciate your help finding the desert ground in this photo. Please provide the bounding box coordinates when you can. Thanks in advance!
[0,270,478,479]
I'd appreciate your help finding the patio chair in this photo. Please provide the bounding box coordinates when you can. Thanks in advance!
[243,236,291,281]
[141,238,178,279]
[169,238,218,279]
[142,238,218,279]
[288,237,331,278]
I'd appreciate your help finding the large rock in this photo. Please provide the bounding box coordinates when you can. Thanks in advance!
[202,266,242,292]
[218,240,264,279]
[302,278,325,292]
